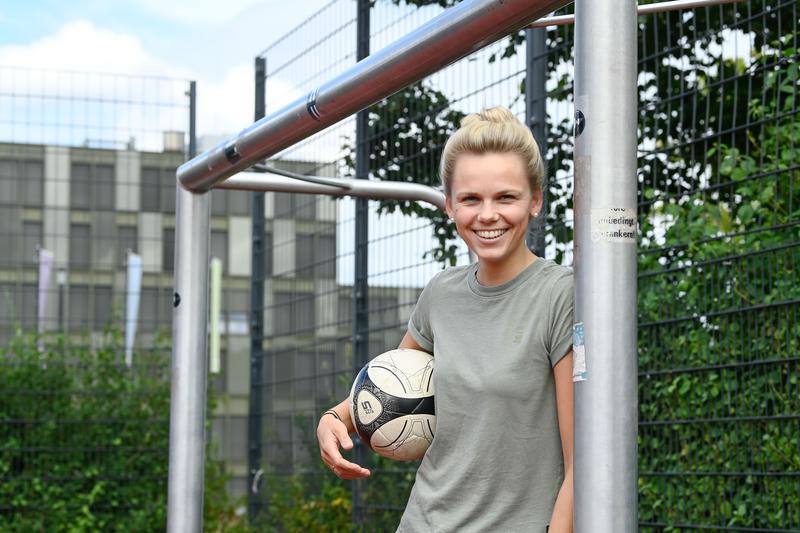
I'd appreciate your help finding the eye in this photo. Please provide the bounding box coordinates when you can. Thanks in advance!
[499,194,516,201]
[461,195,479,203]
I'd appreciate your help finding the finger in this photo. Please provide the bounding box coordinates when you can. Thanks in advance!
[332,456,371,477]
[332,465,371,480]
[332,424,354,450]
[320,433,346,463]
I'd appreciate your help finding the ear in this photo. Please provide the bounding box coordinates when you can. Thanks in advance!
[445,196,455,221]
[529,188,543,217]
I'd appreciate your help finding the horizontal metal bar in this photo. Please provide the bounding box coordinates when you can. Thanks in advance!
[177,0,570,192]
[638,523,800,533]
[639,299,800,328]
[640,471,800,477]
[640,414,800,426]
[216,171,446,211]
[252,163,351,189]
[639,241,800,279]
[639,356,800,378]
[528,0,745,28]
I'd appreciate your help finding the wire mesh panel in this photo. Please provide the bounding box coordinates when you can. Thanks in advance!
[634,1,799,530]
[0,67,192,528]
[251,1,361,527]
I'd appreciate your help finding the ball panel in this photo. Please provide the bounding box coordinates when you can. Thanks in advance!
[354,389,383,425]
[371,417,435,461]
[367,364,408,394]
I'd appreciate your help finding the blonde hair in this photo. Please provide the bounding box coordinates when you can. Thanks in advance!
[440,106,544,197]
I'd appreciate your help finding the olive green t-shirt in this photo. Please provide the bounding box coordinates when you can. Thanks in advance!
[398,258,573,533]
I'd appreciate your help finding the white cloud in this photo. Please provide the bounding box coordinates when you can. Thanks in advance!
[195,63,303,138]
[0,20,184,77]
[0,19,304,145]
[135,0,270,24]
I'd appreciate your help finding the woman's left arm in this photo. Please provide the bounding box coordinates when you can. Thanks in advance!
[548,351,574,533]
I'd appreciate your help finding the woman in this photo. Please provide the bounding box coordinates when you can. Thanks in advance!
[317,106,574,532]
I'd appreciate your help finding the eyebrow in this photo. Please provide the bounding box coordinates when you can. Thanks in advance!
[455,189,522,199]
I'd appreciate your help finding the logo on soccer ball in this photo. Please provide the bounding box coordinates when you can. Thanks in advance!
[361,400,374,414]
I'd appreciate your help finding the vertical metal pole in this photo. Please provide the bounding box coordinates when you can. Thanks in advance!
[248,56,267,523]
[188,81,197,159]
[352,0,371,525]
[525,27,549,258]
[167,81,210,533]
[573,1,638,532]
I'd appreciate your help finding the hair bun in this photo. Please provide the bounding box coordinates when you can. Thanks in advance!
[461,106,516,127]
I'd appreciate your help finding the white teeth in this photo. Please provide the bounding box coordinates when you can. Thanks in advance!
[474,229,507,239]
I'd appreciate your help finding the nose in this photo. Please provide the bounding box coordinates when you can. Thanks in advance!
[477,200,499,222]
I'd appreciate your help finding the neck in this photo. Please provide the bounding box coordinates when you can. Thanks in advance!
[476,248,538,286]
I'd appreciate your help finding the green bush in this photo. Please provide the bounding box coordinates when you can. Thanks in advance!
[0,330,249,532]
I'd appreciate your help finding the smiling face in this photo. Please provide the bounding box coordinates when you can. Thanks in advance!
[445,152,542,275]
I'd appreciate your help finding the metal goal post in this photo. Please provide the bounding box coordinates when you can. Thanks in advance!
[168,0,642,531]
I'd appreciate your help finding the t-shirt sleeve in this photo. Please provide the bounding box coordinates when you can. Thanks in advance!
[546,270,574,367]
[407,275,436,353]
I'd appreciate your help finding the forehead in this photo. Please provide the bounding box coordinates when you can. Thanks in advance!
[450,152,529,193]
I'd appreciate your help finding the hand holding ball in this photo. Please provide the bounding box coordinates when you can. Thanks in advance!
[348,349,435,461]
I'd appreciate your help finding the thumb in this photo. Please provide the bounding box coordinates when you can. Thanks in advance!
[335,424,354,450]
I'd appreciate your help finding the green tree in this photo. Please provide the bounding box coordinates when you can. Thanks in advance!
[343,81,465,265]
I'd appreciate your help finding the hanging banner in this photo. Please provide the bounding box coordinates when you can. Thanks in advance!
[37,248,54,335]
[125,253,143,367]
[209,257,222,374]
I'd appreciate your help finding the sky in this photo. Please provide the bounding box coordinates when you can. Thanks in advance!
[0,0,331,140]
[0,0,465,283]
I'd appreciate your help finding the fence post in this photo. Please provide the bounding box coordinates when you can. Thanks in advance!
[166,78,210,533]
[573,1,638,531]
[525,27,548,257]
[248,56,267,523]
[352,0,371,525]
[189,81,197,158]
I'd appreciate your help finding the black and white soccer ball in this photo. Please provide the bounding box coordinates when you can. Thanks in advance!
[348,348,435,461]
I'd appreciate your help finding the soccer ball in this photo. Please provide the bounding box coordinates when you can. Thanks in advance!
[348,348,435,461]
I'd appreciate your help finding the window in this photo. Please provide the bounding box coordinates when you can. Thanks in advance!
[162,228,175,271]
[0,159,43,207]
[272,292,314,336]
[69,285,89,331]
[0,160,16,207]
[294,233,335,279]
[0,284,38,333]
[141,168,160,211]
[161,171,176,213]
[315,235,336,278]
[71,163,91,209]
[71,163,114,210]
[69,224,91,269]
[295,234,314,278]
[274,192,315,219]
[22,161,43,206]
[140,167,177,213]
[140,287,172,333]
[92,286,113,330]
[22,223,42,268]
[118,226,138,267]
[95,164,114,209]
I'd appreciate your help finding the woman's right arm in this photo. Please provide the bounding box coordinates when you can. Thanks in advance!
[317,331,429,479]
